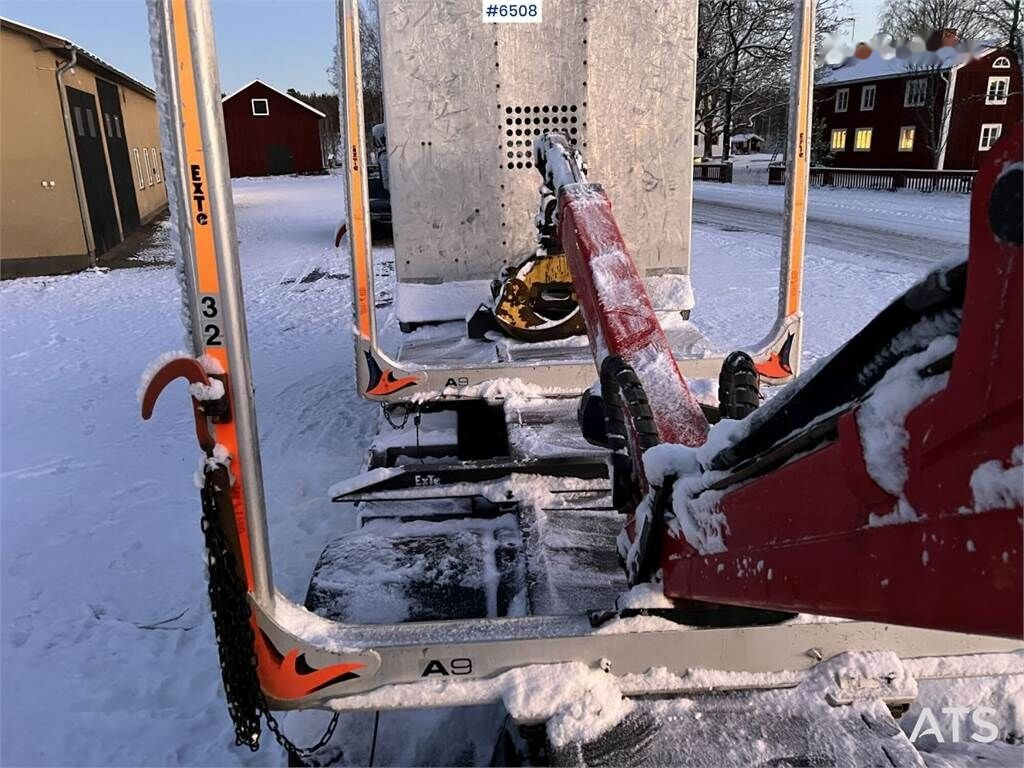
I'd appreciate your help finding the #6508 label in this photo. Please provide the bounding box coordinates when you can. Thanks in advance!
[482,1,542,22]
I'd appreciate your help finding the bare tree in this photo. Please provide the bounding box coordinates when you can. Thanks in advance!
[879,0,997,41]
[328,0,384,147]
[975,0,1023,63]
[696,0,845,160]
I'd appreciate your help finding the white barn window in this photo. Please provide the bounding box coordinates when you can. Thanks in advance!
[251,98,269,116]
[986,76,1009,105]
[854,127,873,151]
[860,85,876,111]
[992,56,1011,69]
[904,79,927,107]
[979,123,1002,151]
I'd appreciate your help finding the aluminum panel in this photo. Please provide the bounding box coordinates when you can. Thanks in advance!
[586,0,698,276]
[380,1,697,285]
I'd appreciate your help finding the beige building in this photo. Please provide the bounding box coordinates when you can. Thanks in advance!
[1,18,168,278]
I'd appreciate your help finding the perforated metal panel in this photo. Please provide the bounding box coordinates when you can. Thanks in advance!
[379,0,697,285]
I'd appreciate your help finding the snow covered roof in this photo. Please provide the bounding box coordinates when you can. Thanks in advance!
[0,16,155,97]
[222,79,327,118]
[817,44,997,87]
[731,133,763,142]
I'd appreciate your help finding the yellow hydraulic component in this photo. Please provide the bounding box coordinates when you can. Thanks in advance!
[493,251,586,341]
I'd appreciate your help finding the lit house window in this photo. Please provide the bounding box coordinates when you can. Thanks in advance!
[830,128,847,150]
[854,127,873,151]
[251,98,269,116]
[993,56,1011,69]
[904,79,927,107]
[898,126,915,151]
[860,85,876,111]
[835,88,849,112]
[979,123,1002,151]
[986,76,1009,105]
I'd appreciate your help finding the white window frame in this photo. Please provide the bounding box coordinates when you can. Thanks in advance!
[830,128,847,151]
[133,148,144,190]
[251,98,269,116]
[986,76,1009,105]
[143,148,153,186]
[993,56,1011,69]
[978,123,1002,151]
[898,126,915,152]
[904,78,927,107]
[835,88,849,112]
[152,147,161,183]
[860,85,876,111]
[854,127,873,152]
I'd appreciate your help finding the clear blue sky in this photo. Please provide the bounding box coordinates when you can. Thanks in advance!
[0,0,885,94]
[0,0,337,94]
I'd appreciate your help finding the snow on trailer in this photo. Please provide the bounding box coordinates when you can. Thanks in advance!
[124,0,1024,766]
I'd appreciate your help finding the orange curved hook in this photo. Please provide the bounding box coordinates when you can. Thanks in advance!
[140,357,217,452]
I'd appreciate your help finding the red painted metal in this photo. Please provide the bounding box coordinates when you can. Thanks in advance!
[660,124,1023,639]
[558,184,709,449]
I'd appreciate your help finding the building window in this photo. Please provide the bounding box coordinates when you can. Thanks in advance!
[72,105,85,137]
[898,126,915,151]
[979,123,1002,151]
[133,148,144,189]
[251,98,269,116]
[104,112,113,138]
[860,85,876,111]
[84,107,97,138]
[854,127,873,151]
[904,78,928,107]
[830,128,847,151]
[986,76,1009,105]
[993,56,1011,69]
[835,88,849,112]
[152,148,161,183]
[144,148,154,186]
[113,115,122,139]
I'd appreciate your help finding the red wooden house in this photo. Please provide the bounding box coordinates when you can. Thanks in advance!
[815,43,1021,170]
[222,79,326,177]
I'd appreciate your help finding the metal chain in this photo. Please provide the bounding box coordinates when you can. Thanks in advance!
[200,469,341,766]
[381,402,411,430]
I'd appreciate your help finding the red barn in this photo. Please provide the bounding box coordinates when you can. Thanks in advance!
[815,42,1021,170]
[222,79,326,177]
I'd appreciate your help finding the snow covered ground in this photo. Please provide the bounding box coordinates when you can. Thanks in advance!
[0,173,1010,766]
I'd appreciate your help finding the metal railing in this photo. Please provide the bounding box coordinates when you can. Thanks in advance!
[693,162,733,183]
[768,165,975,193]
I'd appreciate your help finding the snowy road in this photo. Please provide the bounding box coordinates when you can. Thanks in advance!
[693,182,970,266]
[0,175,980,765]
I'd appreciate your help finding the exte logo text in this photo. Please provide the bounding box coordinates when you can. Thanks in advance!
[190,164,209,225]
